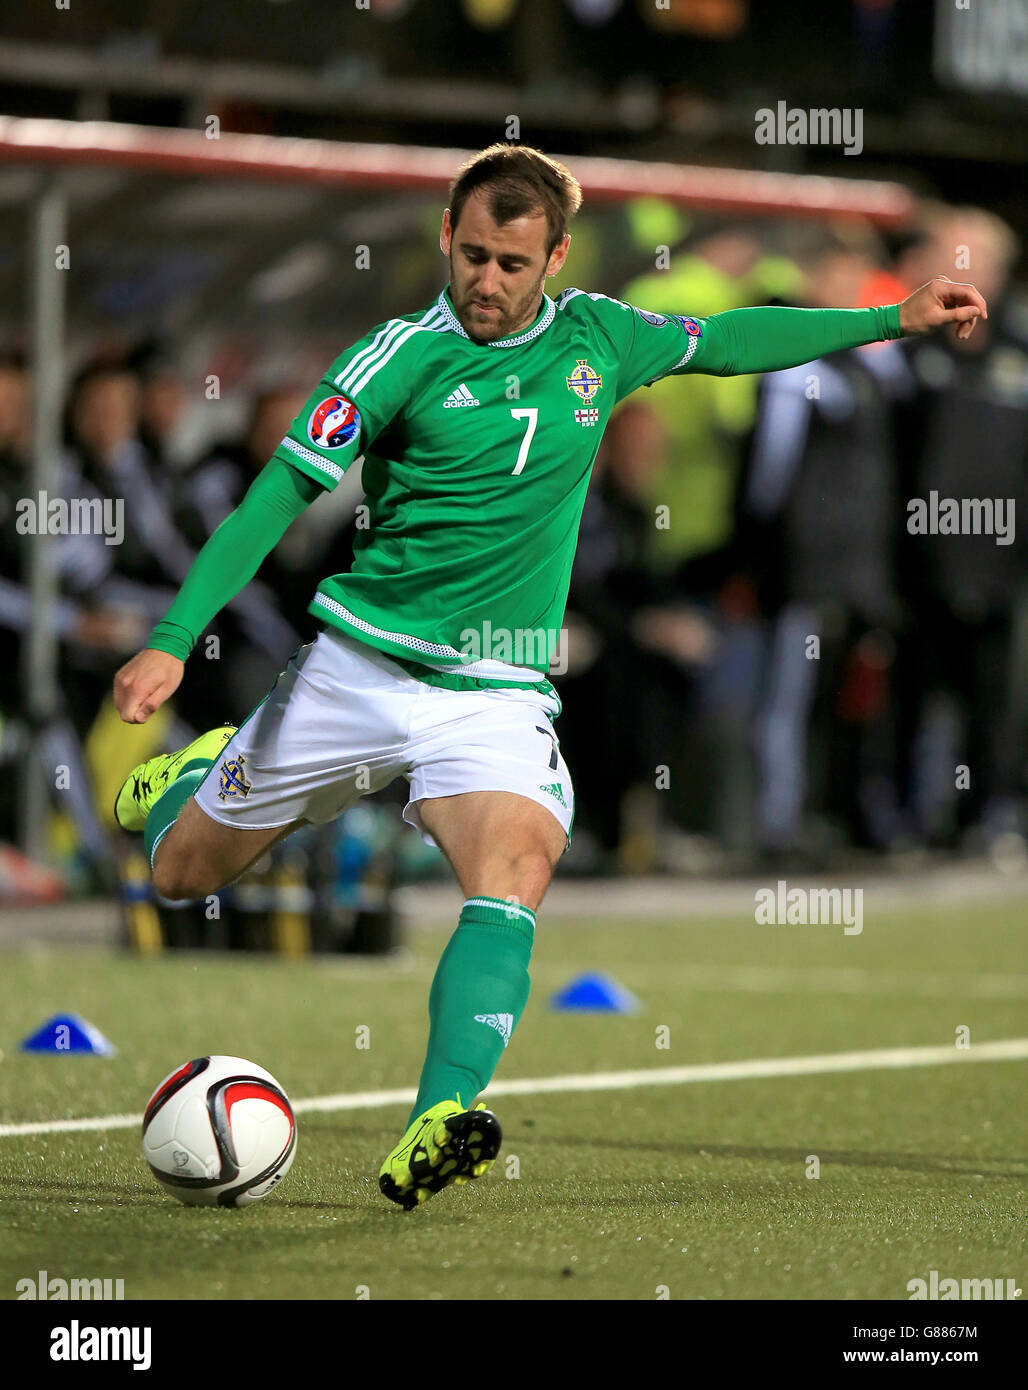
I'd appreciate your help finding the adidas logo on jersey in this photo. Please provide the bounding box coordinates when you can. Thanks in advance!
[473,1012,514,1046]
[443,383,480,408]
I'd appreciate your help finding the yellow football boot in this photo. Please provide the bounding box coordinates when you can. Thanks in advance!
[379,1098,502,1210]
[114,726,236,832]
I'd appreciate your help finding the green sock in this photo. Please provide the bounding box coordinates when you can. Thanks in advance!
[408,896,536,1126]
[143,760,211,869]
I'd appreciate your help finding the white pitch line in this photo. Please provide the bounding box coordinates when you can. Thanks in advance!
[1,1038,1026,1140]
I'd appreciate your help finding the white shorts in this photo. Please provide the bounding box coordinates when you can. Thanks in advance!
[193,628,575,849]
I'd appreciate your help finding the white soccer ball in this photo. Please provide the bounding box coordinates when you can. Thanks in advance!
[142,1055,296,1207]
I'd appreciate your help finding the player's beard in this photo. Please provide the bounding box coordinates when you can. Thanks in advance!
[449,259,546,343]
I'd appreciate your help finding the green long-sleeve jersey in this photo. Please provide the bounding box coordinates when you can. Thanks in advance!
[149,287,902,694]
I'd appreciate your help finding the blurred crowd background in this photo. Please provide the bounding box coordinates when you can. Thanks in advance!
[0,0,1026,909]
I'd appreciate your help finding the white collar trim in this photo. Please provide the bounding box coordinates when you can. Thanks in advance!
[436,289,555,347]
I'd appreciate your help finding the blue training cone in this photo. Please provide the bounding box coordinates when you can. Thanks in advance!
[19,1013,116,1056]
[550,973,639,1013]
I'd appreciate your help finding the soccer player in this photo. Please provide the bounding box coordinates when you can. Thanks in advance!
[112,145,986,1209]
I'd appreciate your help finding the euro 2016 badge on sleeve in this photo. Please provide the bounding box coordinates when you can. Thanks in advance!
[308,395,361,450]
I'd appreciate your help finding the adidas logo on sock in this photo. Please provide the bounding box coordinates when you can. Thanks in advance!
[443,383,480,408]
[474,1012,513,1046]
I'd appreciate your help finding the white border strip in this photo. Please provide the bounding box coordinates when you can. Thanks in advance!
[1,1038,1025,1138]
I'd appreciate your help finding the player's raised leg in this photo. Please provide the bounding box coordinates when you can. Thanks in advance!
[115,725,305,898]
[150,796,303,901]
[379,790,565,1210]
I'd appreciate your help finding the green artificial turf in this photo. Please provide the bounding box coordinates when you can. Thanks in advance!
[1,900,1025,1300]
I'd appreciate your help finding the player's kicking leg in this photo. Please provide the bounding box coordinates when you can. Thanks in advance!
[378,789,566,1210]
[114,726,304,899]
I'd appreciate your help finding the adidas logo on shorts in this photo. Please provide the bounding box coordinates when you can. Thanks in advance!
[443,383,480,408]
[474,1012,513,1046]
[540,781,568,809]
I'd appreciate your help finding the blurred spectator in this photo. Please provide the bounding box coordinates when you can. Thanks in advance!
[131,343,192,469]
[62,359,301,732]
[0,354,134,672]
[0,354,133,870]
[60,360,184,727]
[735,239,909,857]
[894,207,1028,856]
[621,224,804,574]
[560,400,717,867]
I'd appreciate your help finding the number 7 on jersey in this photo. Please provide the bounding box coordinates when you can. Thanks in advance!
[509,407,538,475]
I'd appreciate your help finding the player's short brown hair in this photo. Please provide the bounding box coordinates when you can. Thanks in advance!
[448,144,582,256]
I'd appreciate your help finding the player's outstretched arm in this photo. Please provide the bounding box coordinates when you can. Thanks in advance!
[686,277,986,378]
[112,455,323,724]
